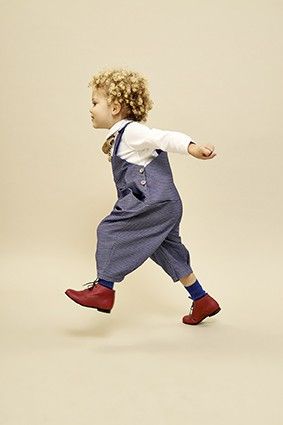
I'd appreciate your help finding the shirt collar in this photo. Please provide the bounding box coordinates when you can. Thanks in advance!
[105,119,132,140]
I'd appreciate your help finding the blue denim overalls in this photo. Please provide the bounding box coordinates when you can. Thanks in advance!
[95,121,193,282]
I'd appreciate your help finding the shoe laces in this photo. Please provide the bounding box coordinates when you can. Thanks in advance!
[188,296,194,315]
[82,278,100,290]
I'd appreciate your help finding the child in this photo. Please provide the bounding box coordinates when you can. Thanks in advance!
[65,68,221,325]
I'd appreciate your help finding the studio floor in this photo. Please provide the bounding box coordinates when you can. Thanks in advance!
[1,253,282,425]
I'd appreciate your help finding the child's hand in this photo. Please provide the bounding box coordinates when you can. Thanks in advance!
[188,143,217,160]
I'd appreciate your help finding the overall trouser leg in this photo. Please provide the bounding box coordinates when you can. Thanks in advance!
[95,201,184,282]
[150,221,193,282]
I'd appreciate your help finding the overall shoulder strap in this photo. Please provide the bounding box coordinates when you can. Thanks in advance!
[113,121,133,156]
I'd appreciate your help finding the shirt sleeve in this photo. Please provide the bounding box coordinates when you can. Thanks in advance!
[124,122,196,155]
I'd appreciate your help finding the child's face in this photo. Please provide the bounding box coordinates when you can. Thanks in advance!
[90,88,122,129]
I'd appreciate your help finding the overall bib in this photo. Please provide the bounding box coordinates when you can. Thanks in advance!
[95,121,193,283]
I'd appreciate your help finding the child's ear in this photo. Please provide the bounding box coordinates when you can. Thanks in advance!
[112,100,122,115]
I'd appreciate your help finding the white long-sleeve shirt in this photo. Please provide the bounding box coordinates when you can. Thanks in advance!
[105,119,195,167]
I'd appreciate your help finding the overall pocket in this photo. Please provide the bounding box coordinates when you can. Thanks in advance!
[115,187,148,211]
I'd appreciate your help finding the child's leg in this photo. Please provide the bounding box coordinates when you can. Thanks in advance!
[98,278,114,289]
[179,272,207,300]
[179,272,197,286]
[151,226,221,324]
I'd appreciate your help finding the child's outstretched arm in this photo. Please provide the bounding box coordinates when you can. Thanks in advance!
[188,142,217,160]
[123,122,217,160]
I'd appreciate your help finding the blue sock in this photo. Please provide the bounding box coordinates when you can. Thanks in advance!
[98,278,114,289]
[184,279,206,300]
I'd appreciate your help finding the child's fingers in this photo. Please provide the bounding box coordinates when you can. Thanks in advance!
[203,147,213,156]
[204,144,215,152]
[202,150,217,159]
[207,152,217,159]
[198,145,217,159]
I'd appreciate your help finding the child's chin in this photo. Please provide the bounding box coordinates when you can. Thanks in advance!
[93,122,106,129]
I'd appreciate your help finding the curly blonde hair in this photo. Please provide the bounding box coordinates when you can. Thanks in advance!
[88,68,154,122]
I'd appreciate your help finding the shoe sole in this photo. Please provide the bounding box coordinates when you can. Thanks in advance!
[65,292,112,313]
[183,307,221,325]
[209,307,221,317]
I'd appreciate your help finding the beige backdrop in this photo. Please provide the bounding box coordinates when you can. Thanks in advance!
[1,0,282,424]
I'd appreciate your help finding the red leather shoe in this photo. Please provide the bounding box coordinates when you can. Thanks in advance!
[182,294,221,325]
[65,280,115,313]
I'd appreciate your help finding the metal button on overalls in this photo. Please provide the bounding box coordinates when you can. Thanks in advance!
[95,121,193,283]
